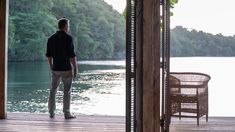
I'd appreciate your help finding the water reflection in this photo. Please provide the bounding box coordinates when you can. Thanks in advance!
[8,61,125,115]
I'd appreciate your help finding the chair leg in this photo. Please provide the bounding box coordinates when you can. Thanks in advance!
[206,104,208,122]
[197,102,199,126]
[179,102,181,120]
[197,117,199,126]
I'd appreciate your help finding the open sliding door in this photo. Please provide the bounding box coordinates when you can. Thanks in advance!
[126,0,137,131]
[161,0,171,132]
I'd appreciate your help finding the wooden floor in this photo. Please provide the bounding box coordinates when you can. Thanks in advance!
[170,117,235,132]
[1,113,235,132]
[0,113,125,132]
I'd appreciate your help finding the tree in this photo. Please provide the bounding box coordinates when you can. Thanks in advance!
[9,0,56,61]
[8,0,126,61]
[171,26,235,57]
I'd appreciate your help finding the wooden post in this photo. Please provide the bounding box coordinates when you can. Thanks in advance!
[136,0,160,131]
[136,0,144,130]
[0,0,8,119]
[142,1,161,130]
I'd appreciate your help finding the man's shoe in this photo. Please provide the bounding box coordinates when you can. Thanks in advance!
[49,113,55,118]
[64,113,76,119]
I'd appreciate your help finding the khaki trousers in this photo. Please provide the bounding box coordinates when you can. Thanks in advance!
[48,70,72,115]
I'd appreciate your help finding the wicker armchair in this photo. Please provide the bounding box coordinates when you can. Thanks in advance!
[169,72,211,125]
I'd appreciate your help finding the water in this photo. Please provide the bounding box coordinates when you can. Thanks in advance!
[8,60,125,116]
[8,58,235,117]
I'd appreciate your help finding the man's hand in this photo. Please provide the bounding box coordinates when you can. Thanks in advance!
[70,57,78,80]
[47,57,53,70]
[73,68,78,80]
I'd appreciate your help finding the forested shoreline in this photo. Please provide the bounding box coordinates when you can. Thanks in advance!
[8,0,125,61]
[171,26,235,57]
[8,0,235,62]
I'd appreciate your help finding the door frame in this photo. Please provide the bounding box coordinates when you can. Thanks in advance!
[0,0,8,119]
[1,1,163,132]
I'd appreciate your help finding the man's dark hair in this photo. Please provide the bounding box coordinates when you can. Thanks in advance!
[58,18,69,29]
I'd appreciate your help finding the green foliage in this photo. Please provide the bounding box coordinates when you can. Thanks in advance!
[11,0,235,60]
[171,26,235,57]
[170,0,178,8]
[170,0,179,16]
[8,0,126,61]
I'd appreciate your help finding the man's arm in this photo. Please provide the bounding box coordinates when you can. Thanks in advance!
[70,57,77,80]
[47,57,53,70]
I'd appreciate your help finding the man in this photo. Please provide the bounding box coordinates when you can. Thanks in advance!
[46,18,77,119]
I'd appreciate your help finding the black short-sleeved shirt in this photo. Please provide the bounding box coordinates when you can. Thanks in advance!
[46,31,76,71]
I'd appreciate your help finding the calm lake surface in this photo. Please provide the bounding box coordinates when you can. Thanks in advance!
[8,58,235,117]
[8,60,125,116]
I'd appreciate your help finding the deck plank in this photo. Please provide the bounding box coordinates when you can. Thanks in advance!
[170,117,235,132]
[0,113,125,132]
[1,113,235,131]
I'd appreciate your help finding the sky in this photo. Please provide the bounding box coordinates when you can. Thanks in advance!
[104,0,235,36]
[171,0,235,36]
[104,0,126,13]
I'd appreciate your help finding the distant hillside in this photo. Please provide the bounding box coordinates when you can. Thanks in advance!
[8,0,125,61]
[8,0,234,62]
[171,26,235,57]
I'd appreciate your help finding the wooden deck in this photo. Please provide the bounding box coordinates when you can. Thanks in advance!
[0,113,125,132]
[1,113,235,131]
[170,117,235,132]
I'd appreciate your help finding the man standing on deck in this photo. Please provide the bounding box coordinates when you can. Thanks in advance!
[46,18,77,119]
